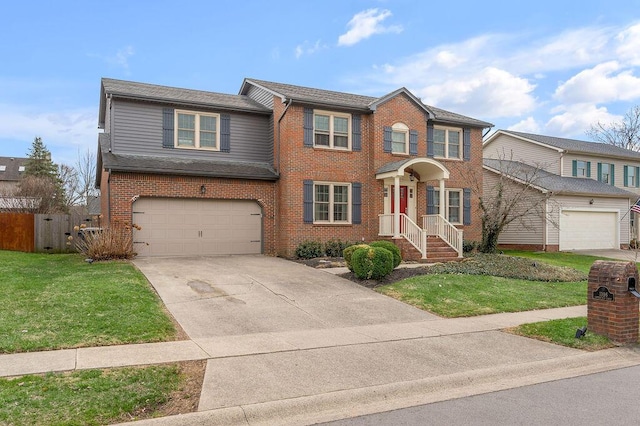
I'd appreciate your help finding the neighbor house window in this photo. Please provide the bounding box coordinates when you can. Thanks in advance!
[314,111,351,149]
[391,122,409,154]
[599,163,611,184]
[575,161,588,177]
[18,166,25,172]
[175,110,219,150]
[433,189,462,223]
[0,166,5,171]
[314,182,351,223]
[625,165,639,187]
[433,127,462,159]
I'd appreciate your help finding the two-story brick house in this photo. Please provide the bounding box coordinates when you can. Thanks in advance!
[483,130,639,251]
[96,78,492,259]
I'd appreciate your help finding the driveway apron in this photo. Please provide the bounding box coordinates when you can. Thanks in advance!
[133,255,437,340]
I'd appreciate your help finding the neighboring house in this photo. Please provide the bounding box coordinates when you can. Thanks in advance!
[96,78,492,259]
[483,130,639,251]
[0,156,27,195]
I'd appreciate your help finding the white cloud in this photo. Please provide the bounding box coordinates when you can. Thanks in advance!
[545,104,621,137]
[554,61,640,104]
[508,117,541,134]
[294,40,327,59]
[338,8,402,47]
[0,104,97,165]
[616,23,640,66]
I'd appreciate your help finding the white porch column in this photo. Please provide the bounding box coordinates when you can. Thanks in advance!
[393,175,401,238]
[438,179,446,217]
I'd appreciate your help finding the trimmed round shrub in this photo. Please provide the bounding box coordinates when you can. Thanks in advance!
[351,246,394,280]
[369,240,401,268]
[295,240,324,259]
[343,244,370,271]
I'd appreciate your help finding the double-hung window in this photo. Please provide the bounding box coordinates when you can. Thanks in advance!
[433,127,462,159]
[598,163,613,184]
[625,165,639,187]
[175,110,219,150]
[314,111,351,149]
[391,123,409,154]
[314,182,350,223]
[433,189,462,224]
[575,160,588,177]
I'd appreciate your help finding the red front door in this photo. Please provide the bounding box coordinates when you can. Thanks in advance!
[391,186,408,215]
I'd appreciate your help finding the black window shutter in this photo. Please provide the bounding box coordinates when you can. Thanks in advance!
[220,114,231,152]
[427,122,434,158]
[303,108,314,147]
[572,160,578,177]
[427,185,435,215]
[352,182,362,224]
[611,164,615,186]
[352,115,361,151]
[303,180,314,223]
[586,161,591,178]
[162,108,174,149]
[383,126,392,152]
[463,128,471,161]
[409,130,418,155]
[463,188,471,225]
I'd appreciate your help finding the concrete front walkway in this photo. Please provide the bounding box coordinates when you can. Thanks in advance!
[2,256,640,425]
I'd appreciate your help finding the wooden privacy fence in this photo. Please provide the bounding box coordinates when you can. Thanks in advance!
[0,213,98,253]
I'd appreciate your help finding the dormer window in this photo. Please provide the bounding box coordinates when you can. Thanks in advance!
[314,110,351,150]
[18,166,25,172]
[0,165,5,171]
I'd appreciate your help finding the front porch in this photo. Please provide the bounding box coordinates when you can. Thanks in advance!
[376,157,463,261]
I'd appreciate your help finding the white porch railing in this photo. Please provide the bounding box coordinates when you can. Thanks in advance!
[423,214,463,257]
[378,214,427,259]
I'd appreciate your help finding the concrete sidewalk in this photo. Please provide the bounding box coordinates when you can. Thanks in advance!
[3,305,640,425]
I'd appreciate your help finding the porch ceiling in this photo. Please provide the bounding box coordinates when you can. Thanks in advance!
[376,158,450,182]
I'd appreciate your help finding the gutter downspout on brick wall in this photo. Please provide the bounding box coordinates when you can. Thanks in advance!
[276,98,293,174]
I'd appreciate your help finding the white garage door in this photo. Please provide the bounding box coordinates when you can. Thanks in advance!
[559,210,617,250]
[132,198,262,256]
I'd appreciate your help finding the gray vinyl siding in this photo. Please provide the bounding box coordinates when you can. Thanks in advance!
[483,170,545,246]
[245,85,275,109]
[546,195,630,246]
[484,134,561,175]
[563,153,640,195]
[111,100,273,164]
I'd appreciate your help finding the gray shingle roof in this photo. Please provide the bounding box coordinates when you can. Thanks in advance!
[0,156,28,182]
[503,130,640,161]
[101,78,271,114]
[376,159,413,175]
[483,158,636,198]
[98,136,278,181]
[244,78,492,128]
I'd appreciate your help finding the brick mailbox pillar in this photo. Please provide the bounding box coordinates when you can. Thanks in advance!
[587,260,639,344]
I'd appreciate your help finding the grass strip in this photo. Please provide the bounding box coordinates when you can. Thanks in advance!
[509,317,615,351]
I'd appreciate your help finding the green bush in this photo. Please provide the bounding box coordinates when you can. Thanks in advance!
[369,240,401,268]
[325,239,350,257]
[463,240,478,253]
[343,244,370,271]
[295,240,324,259]
[351,246,394,280]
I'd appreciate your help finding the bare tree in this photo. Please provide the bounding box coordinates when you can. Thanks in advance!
[15,175,67,214]
[59,163,81,208]
[586,105,640,151]
[75,148,99,204]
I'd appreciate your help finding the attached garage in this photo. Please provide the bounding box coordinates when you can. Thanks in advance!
[559,209,618,250]
[132,198,262,256]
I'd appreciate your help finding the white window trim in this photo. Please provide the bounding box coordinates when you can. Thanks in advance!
[391,122,409,155]
[313,110,352,151]
[174,110,220,151]
[313,182,352,224]
[433,126,462,160]
[434,188,463,224]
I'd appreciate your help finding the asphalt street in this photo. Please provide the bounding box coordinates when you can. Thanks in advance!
[321,365,640,426]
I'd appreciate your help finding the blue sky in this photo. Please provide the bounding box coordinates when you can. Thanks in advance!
[2,0,640,166]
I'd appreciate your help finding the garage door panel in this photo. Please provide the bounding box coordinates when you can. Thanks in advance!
[133,198,262,256]
[559,210,617,250]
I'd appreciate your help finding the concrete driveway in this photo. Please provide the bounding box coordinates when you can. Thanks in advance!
[571,249,640,262]
[133,255,436,340]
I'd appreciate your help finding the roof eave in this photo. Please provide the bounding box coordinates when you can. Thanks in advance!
[107,93,272,115]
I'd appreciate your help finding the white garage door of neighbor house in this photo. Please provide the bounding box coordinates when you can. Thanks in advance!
[132,198,262,256]
[559,210,617,251]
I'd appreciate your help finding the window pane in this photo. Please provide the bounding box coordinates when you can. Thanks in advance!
[434,142,445,157]
[334,116,348,134]
[334,135,348,148]
[334,185,349,203]
[449,207,460,223]
[177,130,195,146]
[434,129,446,143]
[315,185,329,202]
[315,203,329,221]
[315,114,329,131]
[449,191,460,207]
[200,115,217,131]
[178,114,195,130]
[200,131,216,148]
[315,133,330,146]
[448,131,460,158]
[334,203,348,221]
[433,190,440,208]
[392,131,406,153]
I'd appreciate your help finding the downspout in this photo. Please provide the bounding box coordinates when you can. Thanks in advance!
[275,98,292,256]
[559,151,565,176]
[276,98,293,174]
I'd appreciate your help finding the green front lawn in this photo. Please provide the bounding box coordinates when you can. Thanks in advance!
[510,317,615,351]
[502,250,617,274]
[0,251,176,353]
[0,365,183,425]
[377,252,591,318]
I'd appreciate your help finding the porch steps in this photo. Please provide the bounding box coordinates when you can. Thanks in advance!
[389,236,461,263]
